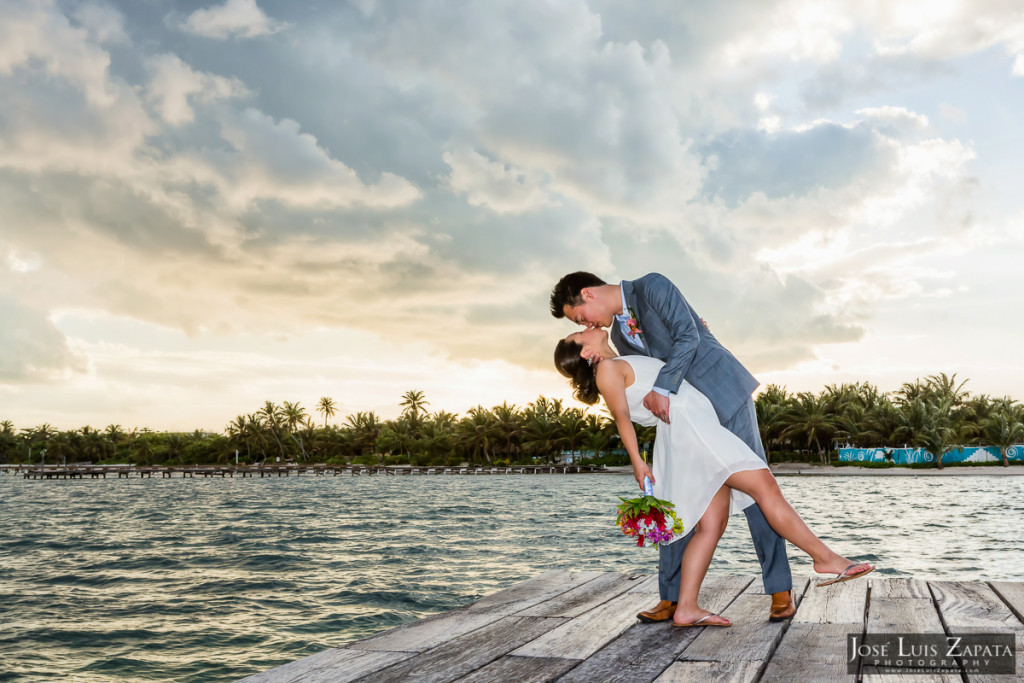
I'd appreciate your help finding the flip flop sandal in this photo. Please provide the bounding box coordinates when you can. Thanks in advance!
[672,613,731,627]
[817,562,875,587]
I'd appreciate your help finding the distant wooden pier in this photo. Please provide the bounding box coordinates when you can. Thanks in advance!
[237,571,1024,682]
[12,464,606,480]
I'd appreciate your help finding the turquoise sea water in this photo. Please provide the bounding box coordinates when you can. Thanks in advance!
[1,473,1023,682]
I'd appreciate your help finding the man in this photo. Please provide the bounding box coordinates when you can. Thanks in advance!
[550,271,796,623]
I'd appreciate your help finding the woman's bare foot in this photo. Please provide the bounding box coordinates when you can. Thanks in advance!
[672,608,731,627]
[812,554,872,577]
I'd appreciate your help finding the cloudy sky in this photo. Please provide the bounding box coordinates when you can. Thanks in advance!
[3,0,1024,431]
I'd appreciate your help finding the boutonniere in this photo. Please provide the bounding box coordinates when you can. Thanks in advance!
[626,306,643,339]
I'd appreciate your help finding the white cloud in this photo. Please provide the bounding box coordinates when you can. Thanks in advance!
[719,0,852,65]
[2,0,1024,429]
[71,1,127,44]
[145,53,250,125]
[855,106,929,129]
[754,92,775,111]
[757,116,782,134]
[181,0,285,39]
[0,5,154,179]
[195,108,422,210]
[866,0,1024,60]
[851,137,975,227]
[443,148,555,214]
[0,0,118,107]
[0,296,87,383]
[939,102,968,124]
[4,246,41,273]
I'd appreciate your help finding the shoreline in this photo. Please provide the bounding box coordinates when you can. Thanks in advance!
[603,463,1024,476]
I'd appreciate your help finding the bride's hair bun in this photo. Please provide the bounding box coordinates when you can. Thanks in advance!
[554,339,600,405]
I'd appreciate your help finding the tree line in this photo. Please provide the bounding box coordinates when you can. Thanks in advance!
[2,374,1022,469]
[756,373,1024,468]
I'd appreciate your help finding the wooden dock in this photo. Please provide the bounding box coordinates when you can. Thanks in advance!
[12,464,605,480]
[237,571,1024,682]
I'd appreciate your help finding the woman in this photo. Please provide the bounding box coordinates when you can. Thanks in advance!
[555,328,874,627]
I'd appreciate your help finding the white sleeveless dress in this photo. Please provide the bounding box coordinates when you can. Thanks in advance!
[618,355,767,541]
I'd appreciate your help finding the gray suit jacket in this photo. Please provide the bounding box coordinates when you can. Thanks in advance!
[611,273,759,424]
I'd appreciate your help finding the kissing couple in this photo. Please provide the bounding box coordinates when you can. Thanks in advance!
[550,271,875,627]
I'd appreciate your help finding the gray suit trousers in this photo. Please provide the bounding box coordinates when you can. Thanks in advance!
[657,397,793,599]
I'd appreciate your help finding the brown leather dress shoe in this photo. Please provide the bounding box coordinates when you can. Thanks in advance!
[637,600,678,623]
[769,590,796,622]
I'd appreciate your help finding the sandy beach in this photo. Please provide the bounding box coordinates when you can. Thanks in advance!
[769,462,1024,476]
[603,463,1024,476]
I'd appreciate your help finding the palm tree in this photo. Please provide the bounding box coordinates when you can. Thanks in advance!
[246,414,269,462]
[491,402,522,460]
[896,379,931,404]
[166,434,185,465]
[528,396,564,421]
[458,406,500,463]
[297,419,318,461]
[780,392,836,464]
[755,385,790,459]
[558,407,588,459]
[135,435,155,465]
[47,431,72,466]
[981,405,1024,467]
[258,401,288,459]
[316,397,337,428]
[419,417,456,462]
[858,397,902,448]
[282,401,309,460]
[926,372,970,405]
[891,398,931,451]
[399,390,430,424]
[105,424,125,460]
[345,411,381,456]
[521,412,565,463]
[227,415,256,461]
[580,413,614,459]
[912,397,966,470]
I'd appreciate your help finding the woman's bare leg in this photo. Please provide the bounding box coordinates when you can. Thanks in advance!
[674,486,732,626]
[725,469,871,576]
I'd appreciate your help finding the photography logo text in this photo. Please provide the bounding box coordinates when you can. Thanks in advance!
[846,633,1015,675]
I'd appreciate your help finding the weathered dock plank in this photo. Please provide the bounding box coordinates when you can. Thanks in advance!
[347,569,601,653]
[236,573,1024,683]
[862,578,960,683]
[759,623,856,682]
[510,575,657,659]
[356,615,566,683]
[991,581,1024,622]
[676,575,809,662]
[759,573,866,682]
[468,569,605,613]
[518,571,641,618]
[555,575,752,683]
[656,659,765,682]
[930,580,1022,631]
[657,575,811,683]
[451,655,579,682]
[793,573,869,624]
[870,577,933,600]
[236,648,415,683]
[865,597,942,633]
[931,581,1024,683]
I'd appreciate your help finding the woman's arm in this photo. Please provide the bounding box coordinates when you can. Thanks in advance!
[596,362,654,490]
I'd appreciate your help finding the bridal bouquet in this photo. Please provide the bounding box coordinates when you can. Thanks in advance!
[615,477,684,549]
